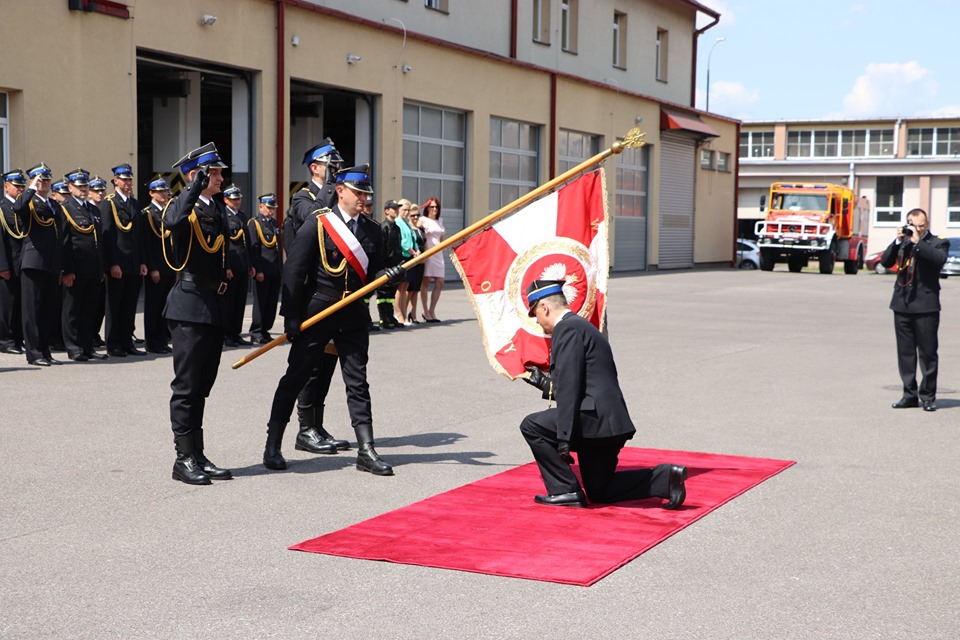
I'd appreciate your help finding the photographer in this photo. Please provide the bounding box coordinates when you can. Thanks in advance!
[879,208,949,412]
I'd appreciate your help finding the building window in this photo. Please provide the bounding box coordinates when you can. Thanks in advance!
[812,131,839,157]
[489,117,539,212]
[700,149,714,169]
[739,130,774,159]
[532,0,550,44]
[839,130,866,157]
[0,93,8,173]
[786,131,812,158]
[716,151,730,172]
[561,0,578,53]
[908,126,960,156]
[655,29,668,82]
[616,143,648,218]
[936,128,960,155]
[949,176,960,226]
[558,129,600,174]
[613,11,627,69]
[875,176,904,225]
[402,102,465,232]
[907,128,934,156]
[424,0,448,12]
[867,129,895,156]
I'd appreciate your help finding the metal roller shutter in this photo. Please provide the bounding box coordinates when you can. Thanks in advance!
[658,133,696,269]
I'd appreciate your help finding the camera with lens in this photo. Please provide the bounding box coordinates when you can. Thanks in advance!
[901,225,913,237]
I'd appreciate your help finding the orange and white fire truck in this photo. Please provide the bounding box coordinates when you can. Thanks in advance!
[755,182,870,274]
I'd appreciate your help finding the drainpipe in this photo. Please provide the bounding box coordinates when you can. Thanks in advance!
[692,14,720,109]
[733,120,741,265]
[549,72,557,179]
[276,0,287,239]
[892,117,903,158]
[510,0,518,59]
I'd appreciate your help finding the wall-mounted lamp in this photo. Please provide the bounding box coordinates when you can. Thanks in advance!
[635,116,644,125]
[401,64,412,74]
[199,14,217,26]
[346,54,362,65]
[291,35,300,46]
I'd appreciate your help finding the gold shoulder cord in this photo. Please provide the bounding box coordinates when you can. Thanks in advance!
[109,196,133,232]
[63,205,98,248]
[229,223,244,242]
[0,205,27,239]
[29,199,57,237]
[252,218,277,249]
[161,201,191,272]
[316,211,347,276]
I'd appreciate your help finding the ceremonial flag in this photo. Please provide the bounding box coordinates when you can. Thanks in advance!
[452,169,609,379]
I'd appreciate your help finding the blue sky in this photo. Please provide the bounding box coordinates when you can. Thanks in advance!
[694,0,960,121]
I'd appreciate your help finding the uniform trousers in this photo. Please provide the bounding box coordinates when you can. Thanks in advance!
[62,278,101,357]
[224,272,248,337]
[143,275,174,350]
[168,320,224,439]
[894,311,940,401]
[249,276,280,339]
[106,274,141,351]
[520,409,671,503]
[269,305,371,431]
[0,274,22,350]
[297,350,339,410]
[20,268,58,362]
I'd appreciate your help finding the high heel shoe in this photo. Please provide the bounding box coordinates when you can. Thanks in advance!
[407,313,420,325]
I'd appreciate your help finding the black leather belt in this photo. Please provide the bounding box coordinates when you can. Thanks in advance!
[314,283,354,300]
[178,272,228,295]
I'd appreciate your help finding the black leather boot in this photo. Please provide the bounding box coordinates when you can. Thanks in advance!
[315,404,350,450]
[295,406,337,454]
[354,424,393,475]
[194,430,233,480]
[263,421,287,470]
[172,435,211,485]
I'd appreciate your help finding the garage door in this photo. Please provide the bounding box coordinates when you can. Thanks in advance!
[658,133,696,269]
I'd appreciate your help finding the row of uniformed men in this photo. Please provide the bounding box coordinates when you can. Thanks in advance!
[0,162,284,365]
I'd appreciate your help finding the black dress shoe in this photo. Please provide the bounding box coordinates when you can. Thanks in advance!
[255,335,272,344]
[2,346,24,355]
[125,346,146,356]
[892,397,919,409]
[146,346,172,354]
[85,351,109,360]
[923,400,937,412]
[295,428,338,454]
[69,353,90,362]
[534,491,587,508]
[664,465,688,510]
[172,456,211,485]
[234,335,251,346]
[46,356,64,365]
[356,444,394,476]
[30,358,52,367]
[107,348,127,357]
[195,453,233,480]
[369,322,381,332]
[223,338,240,347]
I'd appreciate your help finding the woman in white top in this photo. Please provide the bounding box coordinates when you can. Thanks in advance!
[418,197,445,323]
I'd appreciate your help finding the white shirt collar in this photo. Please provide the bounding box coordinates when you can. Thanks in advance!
[199,195,211,206]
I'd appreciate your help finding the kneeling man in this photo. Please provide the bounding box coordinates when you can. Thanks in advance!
[520,280,687,509]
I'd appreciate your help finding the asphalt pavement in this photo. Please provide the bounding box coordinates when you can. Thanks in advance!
[2,267,958,639]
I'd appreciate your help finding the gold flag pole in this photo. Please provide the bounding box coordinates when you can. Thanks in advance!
[231,128,645,370]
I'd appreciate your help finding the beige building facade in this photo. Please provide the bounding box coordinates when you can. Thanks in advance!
[739,117,960,254]
[0,0,738,274]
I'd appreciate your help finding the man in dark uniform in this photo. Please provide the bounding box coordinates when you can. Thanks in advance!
[247,193,282,344]
[0,169,27,355]
[87,175,108,348]
[377,200,403,329]
[519,280,687,509]
[222,183,254,347]
[140,176,174,354]
[879,208,949,412]
[162,143,233,485]
[6,164,65,366]
[284,137,342,252]
[48,180,70,353]
[60,168,107,362]
[101,163,146,357]
[263,164,405,475]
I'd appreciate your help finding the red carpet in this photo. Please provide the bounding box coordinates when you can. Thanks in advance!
[290,448,795,586]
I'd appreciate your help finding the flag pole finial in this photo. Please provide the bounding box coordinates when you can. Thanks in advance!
[612,128,646,154]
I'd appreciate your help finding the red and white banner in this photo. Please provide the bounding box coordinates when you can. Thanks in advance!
[451,170,609,379]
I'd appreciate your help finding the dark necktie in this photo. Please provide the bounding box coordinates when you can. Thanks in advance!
[347,218,356,234]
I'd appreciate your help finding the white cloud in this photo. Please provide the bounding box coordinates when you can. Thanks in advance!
[919,105,960,118]
[841,61,938,117]
[699,80,760,117]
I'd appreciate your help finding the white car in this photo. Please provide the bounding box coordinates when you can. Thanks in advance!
[736,239,760,269]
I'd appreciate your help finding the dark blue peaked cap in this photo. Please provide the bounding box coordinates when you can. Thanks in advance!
[302,137,344,165]
[173,142,228,174]
[525,279,566,317]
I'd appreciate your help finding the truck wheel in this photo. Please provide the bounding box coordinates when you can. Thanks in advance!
[787,255,804,273]
[759,250,775,271]
[843,259,859,275]
[819,244,836,274]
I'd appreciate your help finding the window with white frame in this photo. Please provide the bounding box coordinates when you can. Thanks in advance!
[875,176,904,225]
[0,93,8,173]
[613,11,627,69]
[489,117,539,212]
[558,129,600,174]
[533,0,550,44]
[906,128,934,156]
[739,130,774,159]
[700,149,714,169]
[786,130,812,158]
[561,0,578,53]
[616,143,648,218]
[812,131,839,157]
[402,102,465,231]
[948,176,960,226]
[655,29,668,82]
[907,126,960,156]
[867,129,895,156]
[716,151,730,172]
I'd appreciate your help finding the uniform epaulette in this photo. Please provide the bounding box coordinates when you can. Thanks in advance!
[299,187,316,200]
[314,207,333,217]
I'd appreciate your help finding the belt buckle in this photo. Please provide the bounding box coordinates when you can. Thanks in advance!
[217,282,228,296]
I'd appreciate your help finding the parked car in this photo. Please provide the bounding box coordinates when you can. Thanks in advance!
[941,238,960,277]
[736,239,760,269]
[866,251,897,275]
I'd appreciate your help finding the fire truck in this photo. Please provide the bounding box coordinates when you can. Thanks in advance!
[755,182,870,274]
